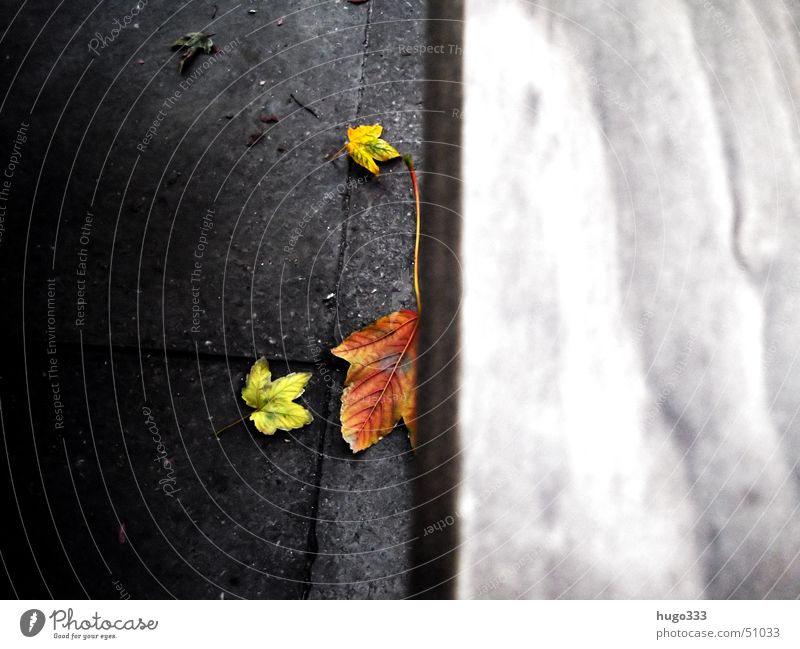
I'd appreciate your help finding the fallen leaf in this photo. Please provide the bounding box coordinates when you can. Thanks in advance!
[259,114,280,123]
[344,124,400,175]
[290,93,319,119]
[349,0,370,4]
[171,31,215,73]
[331,310,417,452]
[117,523,126,544]
[241,357,313,434]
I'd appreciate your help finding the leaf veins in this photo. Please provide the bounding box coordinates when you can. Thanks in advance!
[331,310,417,452]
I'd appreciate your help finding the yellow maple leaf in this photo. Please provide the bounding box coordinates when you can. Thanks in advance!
[240,357,313,434]
[344,124,400,175]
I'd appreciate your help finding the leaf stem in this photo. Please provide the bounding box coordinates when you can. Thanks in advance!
[403,155,421,313]
[327,144,348,161]
[214,414,249,437]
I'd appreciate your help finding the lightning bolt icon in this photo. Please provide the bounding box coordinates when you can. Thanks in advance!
[28,612,37,632]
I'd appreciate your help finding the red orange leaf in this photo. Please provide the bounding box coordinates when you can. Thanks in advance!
[331,310,417,452]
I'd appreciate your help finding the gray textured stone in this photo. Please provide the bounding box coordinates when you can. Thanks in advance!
[307,0,426,599]
[24,348,325,599]
[36,0,371,360]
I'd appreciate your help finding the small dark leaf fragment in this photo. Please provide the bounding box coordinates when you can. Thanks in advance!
[170,31,215,74]
[247,130,265,147]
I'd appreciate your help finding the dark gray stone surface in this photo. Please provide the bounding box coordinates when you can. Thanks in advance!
[457,0,800,599]
[0,0,428,599]
[43,0,370,360]
[33,348,324,599]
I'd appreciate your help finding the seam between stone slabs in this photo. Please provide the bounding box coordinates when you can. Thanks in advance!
[64,339,314,367]
[301,0,375,600]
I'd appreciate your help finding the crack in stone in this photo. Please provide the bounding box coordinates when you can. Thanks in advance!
[301,1,375,600]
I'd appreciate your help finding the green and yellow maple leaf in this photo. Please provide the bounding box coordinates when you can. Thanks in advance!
[240,357,313,434]
[344,124,400,175]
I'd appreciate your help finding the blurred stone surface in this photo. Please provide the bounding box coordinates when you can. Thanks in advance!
[457,0,800,598]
